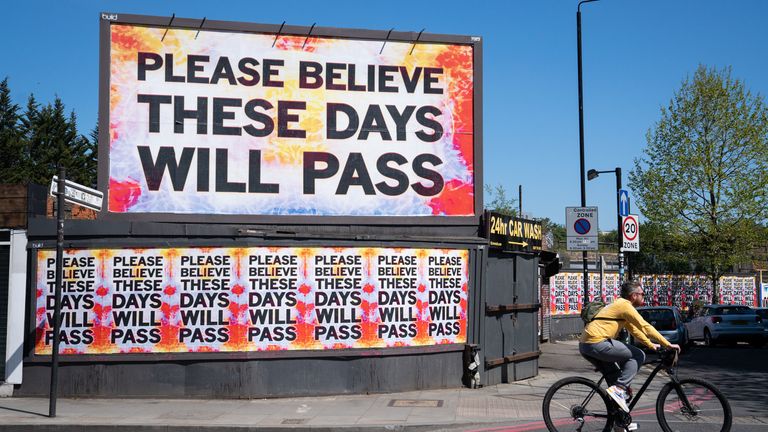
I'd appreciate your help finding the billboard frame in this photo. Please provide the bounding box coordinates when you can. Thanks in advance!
[24,237,482,364]
[97,12,483,226]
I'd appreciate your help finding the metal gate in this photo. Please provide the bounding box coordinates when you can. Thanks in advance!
[481,251,540,385]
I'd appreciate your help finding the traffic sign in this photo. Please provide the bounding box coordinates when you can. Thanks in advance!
[621,214,640,252]
[619,189,630,217]
[566,206,599,251]
[50,176,104,211]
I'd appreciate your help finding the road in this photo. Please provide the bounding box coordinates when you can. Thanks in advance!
[454,342,768,432]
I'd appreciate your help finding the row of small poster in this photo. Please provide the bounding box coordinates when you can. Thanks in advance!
[549,273,757,315]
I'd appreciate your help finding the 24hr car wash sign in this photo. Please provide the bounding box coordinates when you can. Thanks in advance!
[34,246,468,355]
[102,15,476,217]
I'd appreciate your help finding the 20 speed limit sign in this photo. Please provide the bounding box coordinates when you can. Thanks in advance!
[621,214,640,252]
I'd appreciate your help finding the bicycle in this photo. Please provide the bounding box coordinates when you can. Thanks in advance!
[541,348,732,432]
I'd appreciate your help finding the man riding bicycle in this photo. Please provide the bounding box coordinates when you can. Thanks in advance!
[579,281,681,430]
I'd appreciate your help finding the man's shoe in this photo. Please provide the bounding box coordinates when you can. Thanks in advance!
[613,422,638,431]
[606,385,630,412]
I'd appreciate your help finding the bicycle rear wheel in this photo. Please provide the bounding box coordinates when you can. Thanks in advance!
[542,376,613,432]
[656,378,732,432]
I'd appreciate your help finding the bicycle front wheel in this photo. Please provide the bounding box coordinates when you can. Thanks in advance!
[656,378,732,432]
[542,376,613,432]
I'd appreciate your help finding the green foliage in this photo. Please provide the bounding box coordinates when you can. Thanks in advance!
[630,65,768,302]
[484,183,518,216]
[0,78,25,183]
[539,217,566,254]
[628,222,703,274]
[0,77,98,187]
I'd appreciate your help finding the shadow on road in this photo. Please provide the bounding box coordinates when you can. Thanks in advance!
[678,344,768,416]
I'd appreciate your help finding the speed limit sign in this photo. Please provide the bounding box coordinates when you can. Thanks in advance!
[621,214,640,252]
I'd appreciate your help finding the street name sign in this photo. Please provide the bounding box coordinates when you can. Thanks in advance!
[49,176,104,211]
[621,214,640,252]
[566,206,598,251]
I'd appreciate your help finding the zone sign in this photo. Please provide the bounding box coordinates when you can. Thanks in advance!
[566,206,598,251]
[621,214,640,252]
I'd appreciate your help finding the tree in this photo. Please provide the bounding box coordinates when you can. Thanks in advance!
[630,65,768,303]
[539,217,566,255]
[0,78,24,182]
[484,183,518,216]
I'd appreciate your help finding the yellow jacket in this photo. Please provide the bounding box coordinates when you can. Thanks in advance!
[580,298,673,349]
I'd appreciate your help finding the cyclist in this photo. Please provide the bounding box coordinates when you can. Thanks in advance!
[579,281,681,428]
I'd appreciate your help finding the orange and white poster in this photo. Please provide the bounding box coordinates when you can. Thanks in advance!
[35,247,468,355]
[106,22,475,216]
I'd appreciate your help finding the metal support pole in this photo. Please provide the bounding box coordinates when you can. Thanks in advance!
[518,184,522,217]
[577,4,588,303]
[615,167,624,282]
[49,167,65,417]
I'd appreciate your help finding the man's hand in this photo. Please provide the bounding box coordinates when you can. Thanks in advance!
[651,343,661,351]
[668,344,681,352]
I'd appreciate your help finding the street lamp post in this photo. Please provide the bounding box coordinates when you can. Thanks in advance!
[588,167,624,282]
[577,0,599,303]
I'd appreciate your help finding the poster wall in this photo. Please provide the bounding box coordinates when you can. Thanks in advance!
[549,273,757,315]
[105,21,475,216]
[35,246,468,355]
[549,273,620,316]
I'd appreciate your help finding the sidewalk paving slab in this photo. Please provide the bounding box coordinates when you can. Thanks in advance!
[7,340,764,432]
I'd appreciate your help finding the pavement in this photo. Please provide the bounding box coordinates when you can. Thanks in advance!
[0,341,765,432]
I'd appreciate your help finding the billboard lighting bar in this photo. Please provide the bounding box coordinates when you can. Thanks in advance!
[161,13,175,42]
[410,29,425,55]
[303,23,316,49]
[237,229,267,237]
[272,21,286,47]
[194,17,207,40]
[380,28,395,54]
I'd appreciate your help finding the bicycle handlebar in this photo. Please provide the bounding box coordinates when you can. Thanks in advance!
[653,347,679,366]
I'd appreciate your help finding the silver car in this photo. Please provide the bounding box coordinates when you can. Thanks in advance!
[631,306,690,350]
[686,304,765,347]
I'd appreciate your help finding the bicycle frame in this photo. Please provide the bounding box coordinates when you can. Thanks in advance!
[591,353,696,415]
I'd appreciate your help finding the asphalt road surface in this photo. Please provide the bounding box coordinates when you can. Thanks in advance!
[455,342,768,432]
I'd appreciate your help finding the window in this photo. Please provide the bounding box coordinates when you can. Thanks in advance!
[639,309,677,330]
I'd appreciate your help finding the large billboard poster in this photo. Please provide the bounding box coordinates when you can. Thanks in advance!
[34,246,468,355]
[104,18,476,217]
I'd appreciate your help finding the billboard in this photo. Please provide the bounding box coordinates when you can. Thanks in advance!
[34,246,468,355]
[99,14,479,220]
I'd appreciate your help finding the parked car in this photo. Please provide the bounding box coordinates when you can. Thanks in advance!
[630,306,689,350]
[756,308,768,335]
[686,304,765,347]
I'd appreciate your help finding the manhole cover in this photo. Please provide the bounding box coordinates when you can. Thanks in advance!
[388,399,443,408]
[281,418,309,424]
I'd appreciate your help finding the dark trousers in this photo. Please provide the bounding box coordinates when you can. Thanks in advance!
[579,339,646,389]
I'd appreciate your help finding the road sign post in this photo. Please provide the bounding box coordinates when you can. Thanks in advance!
[621,214,640,252]
[619,189,630,217]
[49,169,66,418]
[47,174,103,417]
[566,206,599,251]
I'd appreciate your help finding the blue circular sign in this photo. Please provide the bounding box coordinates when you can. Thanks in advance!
[574,218,591,235]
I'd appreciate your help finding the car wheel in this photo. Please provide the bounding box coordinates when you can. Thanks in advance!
[704,329,715,347]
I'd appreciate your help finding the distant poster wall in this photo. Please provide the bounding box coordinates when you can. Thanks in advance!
[549,273,620,316]
[35,247,468,355]
[549,273,756,315]
[105,21,475,216]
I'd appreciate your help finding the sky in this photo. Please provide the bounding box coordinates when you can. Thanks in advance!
[2,0,767,230]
